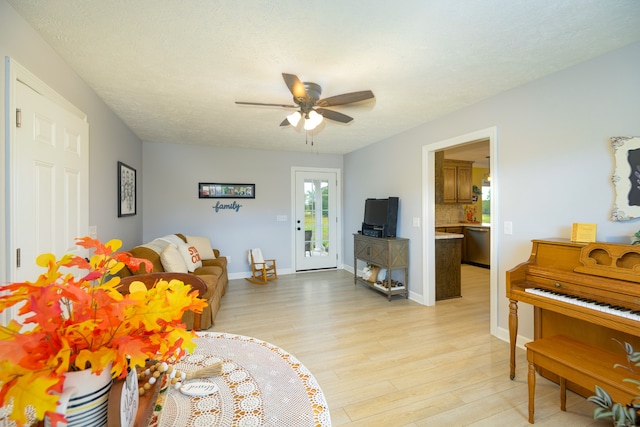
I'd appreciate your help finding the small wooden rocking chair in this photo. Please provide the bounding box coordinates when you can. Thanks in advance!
[246,248,277,285]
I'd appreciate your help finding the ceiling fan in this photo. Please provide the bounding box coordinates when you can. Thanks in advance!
[235,73,375,131]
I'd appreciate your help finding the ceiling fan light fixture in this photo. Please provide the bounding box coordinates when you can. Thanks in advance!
[287,111,301,126]
[303,117,316,131]
[309,110,323,125]
[236,73,374,134]
[304,110,323,130]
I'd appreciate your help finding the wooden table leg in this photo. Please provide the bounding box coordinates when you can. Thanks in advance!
[560,377,566,411]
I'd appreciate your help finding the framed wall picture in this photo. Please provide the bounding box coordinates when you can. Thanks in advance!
[611,137,640,221]
[199,183,255,199]
[118,161,136,217]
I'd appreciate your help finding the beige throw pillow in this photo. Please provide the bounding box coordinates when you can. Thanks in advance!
[186,235,216,260]
[160,244,188,273]
[178,243,202,272]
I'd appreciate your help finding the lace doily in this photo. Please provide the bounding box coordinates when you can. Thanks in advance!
[150,332,331,427]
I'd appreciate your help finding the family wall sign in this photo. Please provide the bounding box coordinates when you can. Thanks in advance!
[213,201,243,213]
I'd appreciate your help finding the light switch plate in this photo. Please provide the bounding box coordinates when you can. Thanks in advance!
[504,221,513,235]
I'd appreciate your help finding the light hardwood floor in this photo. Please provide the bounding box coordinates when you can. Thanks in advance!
[210,265,609,426]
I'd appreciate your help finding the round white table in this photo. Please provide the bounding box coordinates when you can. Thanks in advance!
[149,332,331,427]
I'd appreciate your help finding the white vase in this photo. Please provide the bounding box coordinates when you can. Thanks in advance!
[44,364,113,427]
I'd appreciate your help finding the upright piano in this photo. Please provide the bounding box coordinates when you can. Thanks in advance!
[506,239,640,395]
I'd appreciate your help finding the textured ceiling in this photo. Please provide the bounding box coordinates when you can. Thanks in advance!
[8,0,640,155]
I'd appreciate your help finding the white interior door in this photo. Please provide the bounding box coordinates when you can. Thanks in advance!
[294,170,338,271]
[10,75,89,285]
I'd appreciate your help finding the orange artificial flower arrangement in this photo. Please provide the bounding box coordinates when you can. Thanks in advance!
[0,237,207,426]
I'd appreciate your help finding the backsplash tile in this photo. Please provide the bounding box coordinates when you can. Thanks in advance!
[435,204,464,225]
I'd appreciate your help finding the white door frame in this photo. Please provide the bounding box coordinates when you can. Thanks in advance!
[422,127,499,337]
[291,166,342,271]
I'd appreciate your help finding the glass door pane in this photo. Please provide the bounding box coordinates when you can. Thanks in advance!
[304,179,329,257]
[295,171,337,271]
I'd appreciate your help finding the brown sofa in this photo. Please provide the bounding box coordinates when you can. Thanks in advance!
[117,233,228,330]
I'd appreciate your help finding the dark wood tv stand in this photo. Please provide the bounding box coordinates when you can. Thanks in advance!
[353,233,409,301]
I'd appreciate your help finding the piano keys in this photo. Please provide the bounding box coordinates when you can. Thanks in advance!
[523,287,640,321]
[506,238,640,393]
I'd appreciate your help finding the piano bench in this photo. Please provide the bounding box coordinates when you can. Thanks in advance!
[525,335,637,424]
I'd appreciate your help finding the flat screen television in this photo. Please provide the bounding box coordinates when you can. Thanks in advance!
[362,197,398,237]
[364,199,389,227]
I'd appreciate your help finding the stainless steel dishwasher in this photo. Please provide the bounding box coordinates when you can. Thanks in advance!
[464,226,490,268]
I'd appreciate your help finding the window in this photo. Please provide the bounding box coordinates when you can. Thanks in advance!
[482,185,491,224]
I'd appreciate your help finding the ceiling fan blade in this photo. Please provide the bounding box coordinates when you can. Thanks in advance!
[317,90,375,107]
[316,108,353,124]
[280,118,290,127]
[282,73,307,101]
[235,101,297,108]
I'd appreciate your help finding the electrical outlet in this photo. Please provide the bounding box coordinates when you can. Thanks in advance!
[226,255,231,264]
[88,225,97,238]
[412,217,420,227]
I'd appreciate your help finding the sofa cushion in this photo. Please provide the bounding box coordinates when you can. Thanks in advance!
[160,244,189,273]
[177,243,202,272]
[193,266,223,298]
[186,235,216,260]
[191,274,218,300]
[201,258,227,269]
[194,265,223,277]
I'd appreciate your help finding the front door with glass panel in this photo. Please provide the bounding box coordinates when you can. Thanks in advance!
[294,170,337,271]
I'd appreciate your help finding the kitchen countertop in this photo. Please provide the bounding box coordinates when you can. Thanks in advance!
[435,232,464,239]
[436,223,491,228]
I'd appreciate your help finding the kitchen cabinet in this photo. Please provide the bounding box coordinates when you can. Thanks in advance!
[436,226,467,262]
[443,160,473,204]
[353,233,409,301]
[435,235,462,300]
[436,226,463,234]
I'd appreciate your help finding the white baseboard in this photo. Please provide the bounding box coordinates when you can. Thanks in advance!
[494,325,530,350]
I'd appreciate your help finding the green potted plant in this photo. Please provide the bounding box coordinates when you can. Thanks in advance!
[588,340,640,426]
[0,237,207,427]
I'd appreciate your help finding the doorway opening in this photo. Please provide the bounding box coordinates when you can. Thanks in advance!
[422,127,499,337]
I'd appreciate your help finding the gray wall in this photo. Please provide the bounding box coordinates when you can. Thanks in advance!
[344,41,640,342]
[1,0,143,283]
[141,142,342,276]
